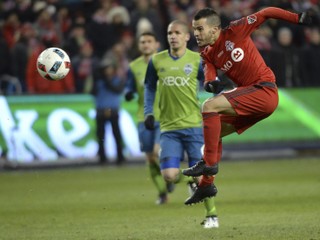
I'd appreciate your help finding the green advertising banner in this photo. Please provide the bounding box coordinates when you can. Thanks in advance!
[124,88,320,143]
[0,88,319,166]
[222,89,320,143]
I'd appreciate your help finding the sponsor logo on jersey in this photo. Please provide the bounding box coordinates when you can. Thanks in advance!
[170,67,179,70]
[184,64,193,76]
[221,47,244,72]
[225,41,235,51]
[231,48,244,62]
[161,76,190,86]
[247,14,257,24]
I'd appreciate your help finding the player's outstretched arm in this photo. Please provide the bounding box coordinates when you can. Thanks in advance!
[258,7,312,25]
[143,60,158,127]
[124,69,136,101]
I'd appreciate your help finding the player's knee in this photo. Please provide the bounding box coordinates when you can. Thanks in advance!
[162,169,179,183]
[202,100,217,112]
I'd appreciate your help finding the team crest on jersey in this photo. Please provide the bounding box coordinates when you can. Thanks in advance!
[225,41,235,51]
[247,14,257,24]
[184,64,193,76]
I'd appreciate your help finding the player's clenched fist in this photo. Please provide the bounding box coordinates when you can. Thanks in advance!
[298,12,312,25]
[204,79,226,94]
[144,114,155,130]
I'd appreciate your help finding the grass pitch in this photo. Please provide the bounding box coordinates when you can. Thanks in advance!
[0,158,319,240]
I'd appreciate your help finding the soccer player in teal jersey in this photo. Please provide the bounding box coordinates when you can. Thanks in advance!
[125,32,173,204]
[144,20,219,228]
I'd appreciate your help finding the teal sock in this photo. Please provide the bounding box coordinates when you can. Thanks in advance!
[148,162,167,194]
[204,197,218,217]
[174,169,194,184]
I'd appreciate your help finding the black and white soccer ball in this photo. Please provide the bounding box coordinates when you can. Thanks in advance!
[37,47,71,81]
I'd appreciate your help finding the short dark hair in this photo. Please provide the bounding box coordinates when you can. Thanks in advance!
[194,8,221,27]
[169,20,189,33]
[139,31,158,41]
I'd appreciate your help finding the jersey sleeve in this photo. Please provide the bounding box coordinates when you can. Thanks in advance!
[230,7,299,38]
[144,59,158,116]
[201,51,218,83]
[125,68,137,93]
[197,60,205,87]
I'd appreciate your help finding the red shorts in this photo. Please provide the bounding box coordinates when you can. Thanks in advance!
[220,82,279,134]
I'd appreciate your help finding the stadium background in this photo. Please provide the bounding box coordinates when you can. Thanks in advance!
[0,0,320,167]
[0,87,319,167]
[0,1,319,239]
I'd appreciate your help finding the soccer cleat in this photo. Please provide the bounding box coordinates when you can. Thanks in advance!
[166,182,175,193]
[201,215,219,229]
[155,193,168,205]
[187,181,198,196]
[182,159,219,177]
[184,184,218,205]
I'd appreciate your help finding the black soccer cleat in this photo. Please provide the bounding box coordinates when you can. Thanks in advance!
[156,193,168,205]
[184,184,218,205]
[182,159,219,177]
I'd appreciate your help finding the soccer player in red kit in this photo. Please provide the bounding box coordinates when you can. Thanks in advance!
[182,7,312,205]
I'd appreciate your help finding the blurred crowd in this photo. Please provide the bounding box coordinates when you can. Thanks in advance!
[0,0,319,95]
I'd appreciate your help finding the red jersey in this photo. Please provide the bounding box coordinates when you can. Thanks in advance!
[201,7,299,87]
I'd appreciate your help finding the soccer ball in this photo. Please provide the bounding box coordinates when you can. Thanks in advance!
[37,47,71,81]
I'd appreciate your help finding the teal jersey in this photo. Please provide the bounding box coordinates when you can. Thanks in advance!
[129,56,160,122]
[146,49,203,131]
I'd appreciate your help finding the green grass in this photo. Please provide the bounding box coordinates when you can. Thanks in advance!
[0,158,320,240]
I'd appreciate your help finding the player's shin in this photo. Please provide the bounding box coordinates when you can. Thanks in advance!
[148,162,167,194]
[204,196,217,217]
[202,112,221,166]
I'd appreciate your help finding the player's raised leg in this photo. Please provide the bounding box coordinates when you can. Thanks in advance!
[184,98,236,205]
